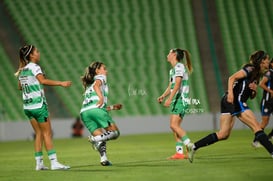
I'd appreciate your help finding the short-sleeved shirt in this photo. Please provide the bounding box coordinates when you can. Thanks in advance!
[169,63,190,117]
[80,74,108,113]
[221,64,258,115]
[18,62,46,110]
[169,63,189,105]
[260,69,273,116]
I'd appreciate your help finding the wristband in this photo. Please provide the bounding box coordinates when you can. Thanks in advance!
[110,105,114,110]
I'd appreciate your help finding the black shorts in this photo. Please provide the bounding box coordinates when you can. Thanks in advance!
[220,93,249,115]
[261,98,273,116]
[220,94,234,114]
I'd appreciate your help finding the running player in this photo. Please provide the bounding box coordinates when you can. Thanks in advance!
[157,48,193,160]
[252,58,273,147]
[187,50,273,163]
[15,45,71,170]
[80,61,122,166]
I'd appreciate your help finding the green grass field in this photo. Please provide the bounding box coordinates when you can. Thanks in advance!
[0,130,272,181]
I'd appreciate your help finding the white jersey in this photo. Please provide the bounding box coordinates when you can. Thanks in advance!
[169,62,190,101]
[18,62,46,109]
[80,74,108,113]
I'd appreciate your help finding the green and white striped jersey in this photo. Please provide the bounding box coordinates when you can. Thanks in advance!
[169,62,189,102]
[80,74,108,113]
[18,62,46,110]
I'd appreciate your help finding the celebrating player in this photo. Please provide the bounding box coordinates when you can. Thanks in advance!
[80,61,122,166]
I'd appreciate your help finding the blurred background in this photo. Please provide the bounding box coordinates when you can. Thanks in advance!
[0,0,272,140]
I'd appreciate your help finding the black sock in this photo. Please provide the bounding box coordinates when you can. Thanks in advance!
[255,130,273,155]
[253,128,264,142]
[194,133,218,151]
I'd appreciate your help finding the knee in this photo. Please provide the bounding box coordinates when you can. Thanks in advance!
[170,124,178,132]
[217,132,230,140]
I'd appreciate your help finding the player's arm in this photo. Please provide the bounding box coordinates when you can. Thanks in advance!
[157,82,171,103]
[227,70,246,103]
[106,104,123,111]
[259,75,273,97]
[164,76,182,107]
[36,74,72,87]
[93,79,104,107]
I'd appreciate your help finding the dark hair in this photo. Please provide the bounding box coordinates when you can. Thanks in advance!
[248,50,268,82]
[14,45,35,77]
[270,58,273,69]
[171,48,193,74]
[81,61,104,90]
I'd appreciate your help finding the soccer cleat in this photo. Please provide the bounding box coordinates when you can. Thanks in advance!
[35,164,49,171]
[187,143,195,163]
[251,141,262,148]
[100,160,112,166]
[88,135,99,151]
[51,162,70,170]
[167,153,188,160]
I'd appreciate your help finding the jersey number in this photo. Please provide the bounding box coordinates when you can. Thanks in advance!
[22,84,31,94]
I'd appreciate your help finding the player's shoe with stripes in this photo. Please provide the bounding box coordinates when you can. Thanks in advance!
[88,135,103,151]
[187,143,195,163]
[251,141,262,148]
[100,160,112,166]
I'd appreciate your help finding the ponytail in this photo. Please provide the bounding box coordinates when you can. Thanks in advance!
[183,50,193,74]
[174,48,193,74]
[81,61,104,90]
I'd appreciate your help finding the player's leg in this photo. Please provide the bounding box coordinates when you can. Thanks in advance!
[168,132,187,160]
[38,117,70,170]
[29,118,48,170]
[252,116,269,148]
[238,110,273,157]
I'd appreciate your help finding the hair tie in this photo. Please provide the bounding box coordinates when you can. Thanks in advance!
[24,45,33,60]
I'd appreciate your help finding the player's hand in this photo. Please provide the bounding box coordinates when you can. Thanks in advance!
[249,82,257,91]
[61,81,72,87]
[96,99,104,108]
[164,98,171,107]
[227,92,234,104]
[157,96,164,104]
[113,104,122,110]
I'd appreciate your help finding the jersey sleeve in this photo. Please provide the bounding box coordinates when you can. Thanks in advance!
[174,63,185,77]
[94,74,107,83]
[32,64,43,76]
[263,70,271,80]
[242,64,254,77]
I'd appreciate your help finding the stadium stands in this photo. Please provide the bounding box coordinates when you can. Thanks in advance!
[216,0,273,110]
[2,0,209,120]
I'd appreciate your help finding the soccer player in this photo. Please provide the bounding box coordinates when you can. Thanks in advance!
[157,48,193,160]
[15,45,71,170]
[252,58,273,147]
[187,50,273,163]
[80,61,122,166]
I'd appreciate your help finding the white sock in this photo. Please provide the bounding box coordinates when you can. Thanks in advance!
[93,130,119,142]
[183,138,190,146]
[176,142,183,154]
[48,153,58,165]
[35,156,44,165]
